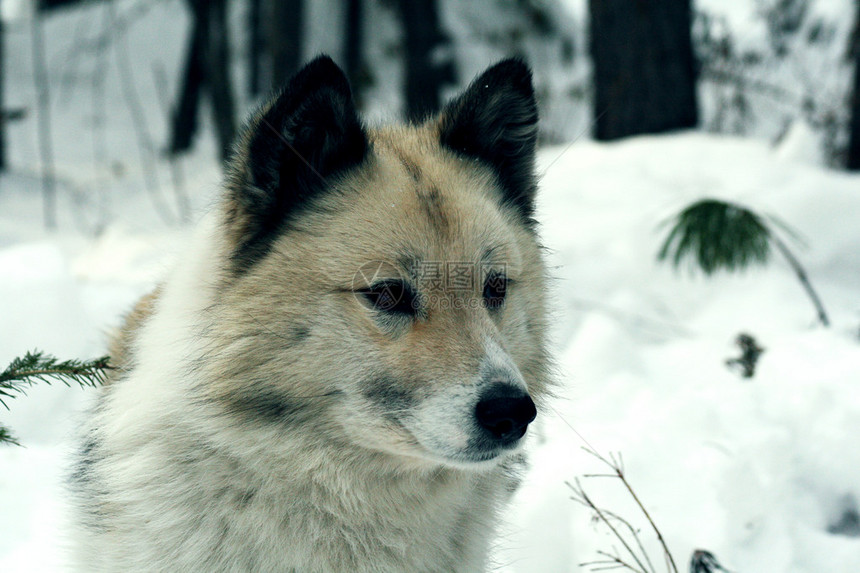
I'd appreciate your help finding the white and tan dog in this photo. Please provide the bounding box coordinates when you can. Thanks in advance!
[72,56,551,572]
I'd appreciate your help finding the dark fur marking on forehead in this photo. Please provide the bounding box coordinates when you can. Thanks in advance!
[417,183,449,232]
[393,147,422,182]
[388,147,449,231]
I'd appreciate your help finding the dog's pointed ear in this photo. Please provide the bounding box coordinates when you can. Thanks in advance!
[437,59,538,221]
[227,55,368,270]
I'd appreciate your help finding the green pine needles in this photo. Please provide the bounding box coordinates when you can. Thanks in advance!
[658,199,772,275]
[1,350,112,446]
[658,199,830,327]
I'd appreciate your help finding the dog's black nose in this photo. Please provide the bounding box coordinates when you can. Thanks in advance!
[475,384,536,444]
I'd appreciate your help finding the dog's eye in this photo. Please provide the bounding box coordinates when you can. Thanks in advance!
[483,272,508,310]
[359,281,416,315]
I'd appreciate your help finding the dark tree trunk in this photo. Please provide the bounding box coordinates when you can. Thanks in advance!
[248,0,265,96]
[398,0,455,121]
[39,0,87,10]
[169,2,207,155]
[204,0,236,163]
[169,0,236,164]
[0,20,5,171]
[589,0,698,141]
[343,0,364,106]
[269,0,304,89]
[847,2,860,170]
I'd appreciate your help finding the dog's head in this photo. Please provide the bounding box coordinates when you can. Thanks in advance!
[207,56,550,469]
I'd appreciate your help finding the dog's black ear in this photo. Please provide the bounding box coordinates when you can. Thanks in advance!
[228,55,367,270]
[438,59,538,221]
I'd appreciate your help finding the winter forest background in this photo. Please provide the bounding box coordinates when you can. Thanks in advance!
[2,0,860,572]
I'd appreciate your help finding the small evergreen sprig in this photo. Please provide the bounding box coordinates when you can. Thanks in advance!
[1,350,111,446]
[0,426,20,447]
[657,199,773,275]
[657,199,830,327]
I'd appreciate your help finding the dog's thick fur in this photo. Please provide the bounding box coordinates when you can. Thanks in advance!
[72,56,551,572]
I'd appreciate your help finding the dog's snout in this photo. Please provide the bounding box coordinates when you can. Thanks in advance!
[475,384,536,444]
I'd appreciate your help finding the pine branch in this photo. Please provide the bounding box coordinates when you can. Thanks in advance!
[657,199,829,327]
[0,424,20,447]
[657,199,772,275]
[0,350,112,410]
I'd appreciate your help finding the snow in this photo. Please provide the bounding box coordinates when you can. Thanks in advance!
[2,1,860,572]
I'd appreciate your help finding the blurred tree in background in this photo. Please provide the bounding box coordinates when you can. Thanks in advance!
[169,0,237,163]
[268,0,304,90]
[397,0,455,120]
[0,18,5,172]
[847,0,860,169]
[589,0,699,140]
[343,0,366,107]
[5,0,860,200]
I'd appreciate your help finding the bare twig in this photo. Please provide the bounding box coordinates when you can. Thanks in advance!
[92,0,112,229]
[585,448,679,573]
[31,12,57,229]
[152,61,191,223]
[569,448,679,573]
[601,508,657,573]
[109,2,174,225]
[770,233,830,327]
[50,0,161,72]
[568,478,651,573]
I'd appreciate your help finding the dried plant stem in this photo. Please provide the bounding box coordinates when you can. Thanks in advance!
[770,234,830,327]
[109,3,174,225]
[570,448,679,573]
[569,477,651,573]
[31,13,57,229]
[590,449,679,573]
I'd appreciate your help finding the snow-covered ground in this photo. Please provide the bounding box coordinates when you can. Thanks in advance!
[2,1,860,572]
[3,132,860,572]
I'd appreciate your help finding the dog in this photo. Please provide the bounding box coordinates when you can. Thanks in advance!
[71,55,551,572]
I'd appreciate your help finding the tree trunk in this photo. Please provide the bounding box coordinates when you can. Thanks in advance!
[269,0,304,89]
[0,20,5,172]
[248,0,265,96]
[589,0,698,141]
[169,0,236,164]
[398,0,454,121]
[169,1,207,155]
[204,0,236,163]
[343,0,364,107]
[846,1,860,170]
